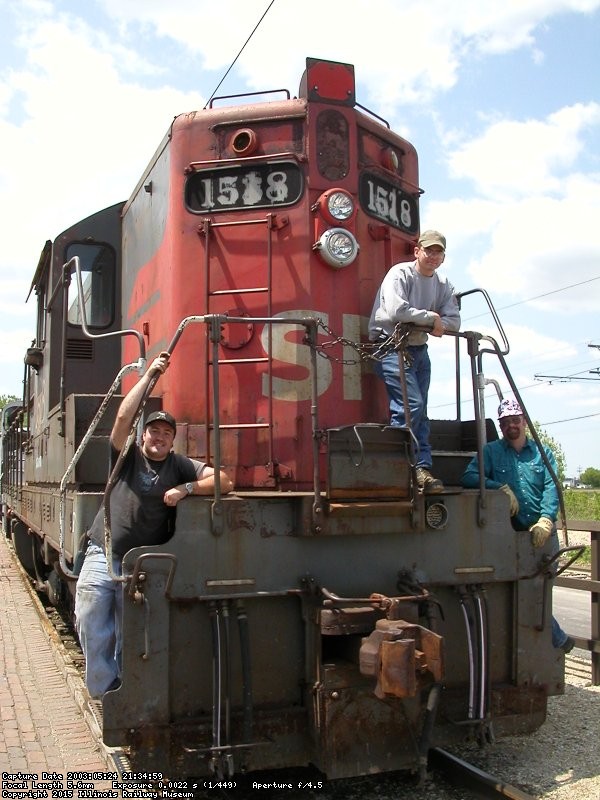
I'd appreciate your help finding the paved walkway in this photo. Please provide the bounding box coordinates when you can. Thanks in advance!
[0,530,113,778]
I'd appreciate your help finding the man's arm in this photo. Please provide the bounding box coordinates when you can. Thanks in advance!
[438,283,461,334]
[110,353,170,452]
[377,269,432,328]
[461,446,504,490]
[163,465,233,507]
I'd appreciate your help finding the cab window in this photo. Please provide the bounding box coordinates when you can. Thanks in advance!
[66,242,115,328]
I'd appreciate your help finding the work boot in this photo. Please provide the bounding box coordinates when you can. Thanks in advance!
[561,636,575,654]
[416,467,444,494]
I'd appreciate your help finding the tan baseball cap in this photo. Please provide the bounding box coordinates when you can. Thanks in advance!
[418,230,446,250]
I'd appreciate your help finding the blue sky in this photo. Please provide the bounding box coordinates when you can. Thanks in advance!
[1,0,599,477]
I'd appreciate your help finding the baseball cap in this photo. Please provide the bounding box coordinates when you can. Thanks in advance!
[418,230,446,250]
[145,410,177,433]
[497,398,523,419]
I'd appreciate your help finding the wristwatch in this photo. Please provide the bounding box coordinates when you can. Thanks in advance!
[185,482,194,495]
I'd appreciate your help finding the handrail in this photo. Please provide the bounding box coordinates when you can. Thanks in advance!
[59,297,565,578]
[57,361,141,579]
[474,333,568,543]
[101,314,322,579]
[208,88,290,109]
[443,286,566,540]
[456,287,510,357]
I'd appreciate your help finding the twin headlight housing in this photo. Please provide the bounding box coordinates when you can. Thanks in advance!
[313,189,359,268]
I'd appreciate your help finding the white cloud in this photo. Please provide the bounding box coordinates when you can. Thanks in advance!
[93,0,600,108]
[0,14,204,267]
[497,323,578,364]
[426,102,600,315]
[448,103,600,197]
[462,189,600,310]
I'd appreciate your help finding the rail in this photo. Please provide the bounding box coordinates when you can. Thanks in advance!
[555,519,600,684]
[429,748,537,799]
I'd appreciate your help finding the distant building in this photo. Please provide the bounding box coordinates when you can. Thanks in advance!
[563,477,591,489]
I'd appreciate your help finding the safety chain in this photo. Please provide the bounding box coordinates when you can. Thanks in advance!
[314,319,414,366]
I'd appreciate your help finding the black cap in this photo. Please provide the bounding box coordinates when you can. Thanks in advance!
[144,410,177,433]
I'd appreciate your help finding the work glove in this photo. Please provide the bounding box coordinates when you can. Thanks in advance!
[499,484,519,516]
[529,516,554,548]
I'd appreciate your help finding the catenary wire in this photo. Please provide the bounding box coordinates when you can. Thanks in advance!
[461,275,600,322]
[203,0,276,109]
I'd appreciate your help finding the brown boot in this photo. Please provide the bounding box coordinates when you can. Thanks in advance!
[416,467,444,494]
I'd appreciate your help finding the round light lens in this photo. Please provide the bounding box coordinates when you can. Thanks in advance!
[425,502,448,530]
[314,228,359,268]
[327,191,354,220]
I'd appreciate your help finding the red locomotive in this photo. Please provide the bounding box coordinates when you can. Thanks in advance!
[1,58,572,781]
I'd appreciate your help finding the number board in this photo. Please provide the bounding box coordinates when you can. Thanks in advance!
[186,162,304,213]
[358,172,419,234]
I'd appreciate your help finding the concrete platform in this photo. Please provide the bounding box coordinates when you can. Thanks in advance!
[0,530,114,778]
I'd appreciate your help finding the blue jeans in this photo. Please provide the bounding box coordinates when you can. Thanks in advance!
[544,528,569,649]
[374,344,432,468]
[74,543,123,698]
[551,616,568,649]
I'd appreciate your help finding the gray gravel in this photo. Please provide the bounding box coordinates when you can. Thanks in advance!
[249,653,599,800]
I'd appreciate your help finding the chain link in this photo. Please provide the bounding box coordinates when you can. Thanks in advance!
[314,320,414,366]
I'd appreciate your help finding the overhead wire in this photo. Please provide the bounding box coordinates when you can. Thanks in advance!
[448,277,600,430]
[456,277,600,397]
[462,275,600,322]
[541,411,600,427]
[203,0,277,109]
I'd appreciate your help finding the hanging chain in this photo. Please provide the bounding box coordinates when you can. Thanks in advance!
[313,319,414,367]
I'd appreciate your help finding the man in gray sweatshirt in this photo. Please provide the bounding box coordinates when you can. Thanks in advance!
[368,230,460,492]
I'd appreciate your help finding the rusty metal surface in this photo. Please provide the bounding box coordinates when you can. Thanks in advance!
[98,489,562,778]
[359,619,444,699]
[327,425,412,499]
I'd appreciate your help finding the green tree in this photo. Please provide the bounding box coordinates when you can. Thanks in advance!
[0,394,19,410]
[580,467,600,488]
[530,420,566,483]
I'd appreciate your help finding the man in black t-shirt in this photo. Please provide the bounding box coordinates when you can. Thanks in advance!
[75,353,233,698]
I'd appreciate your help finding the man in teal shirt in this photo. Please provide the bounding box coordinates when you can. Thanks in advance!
[462,398,574,653]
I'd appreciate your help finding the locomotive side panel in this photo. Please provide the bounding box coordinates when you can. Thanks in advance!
[25,203,124,486]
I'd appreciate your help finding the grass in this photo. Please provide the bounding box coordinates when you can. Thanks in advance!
[569,545,591,567]
[562,489,597,569]
[564,487,600,521]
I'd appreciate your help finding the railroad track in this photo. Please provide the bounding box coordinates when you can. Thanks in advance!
[429,748,537,799]
[11,540,543,800]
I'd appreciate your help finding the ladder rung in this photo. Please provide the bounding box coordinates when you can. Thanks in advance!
[209,358,270,365]
[209,423,270,430]
[209,287,268,295]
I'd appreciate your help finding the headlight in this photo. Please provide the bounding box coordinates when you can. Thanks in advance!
[327,190,354,220]
[313,228,359,268]
[313,188,356,224]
